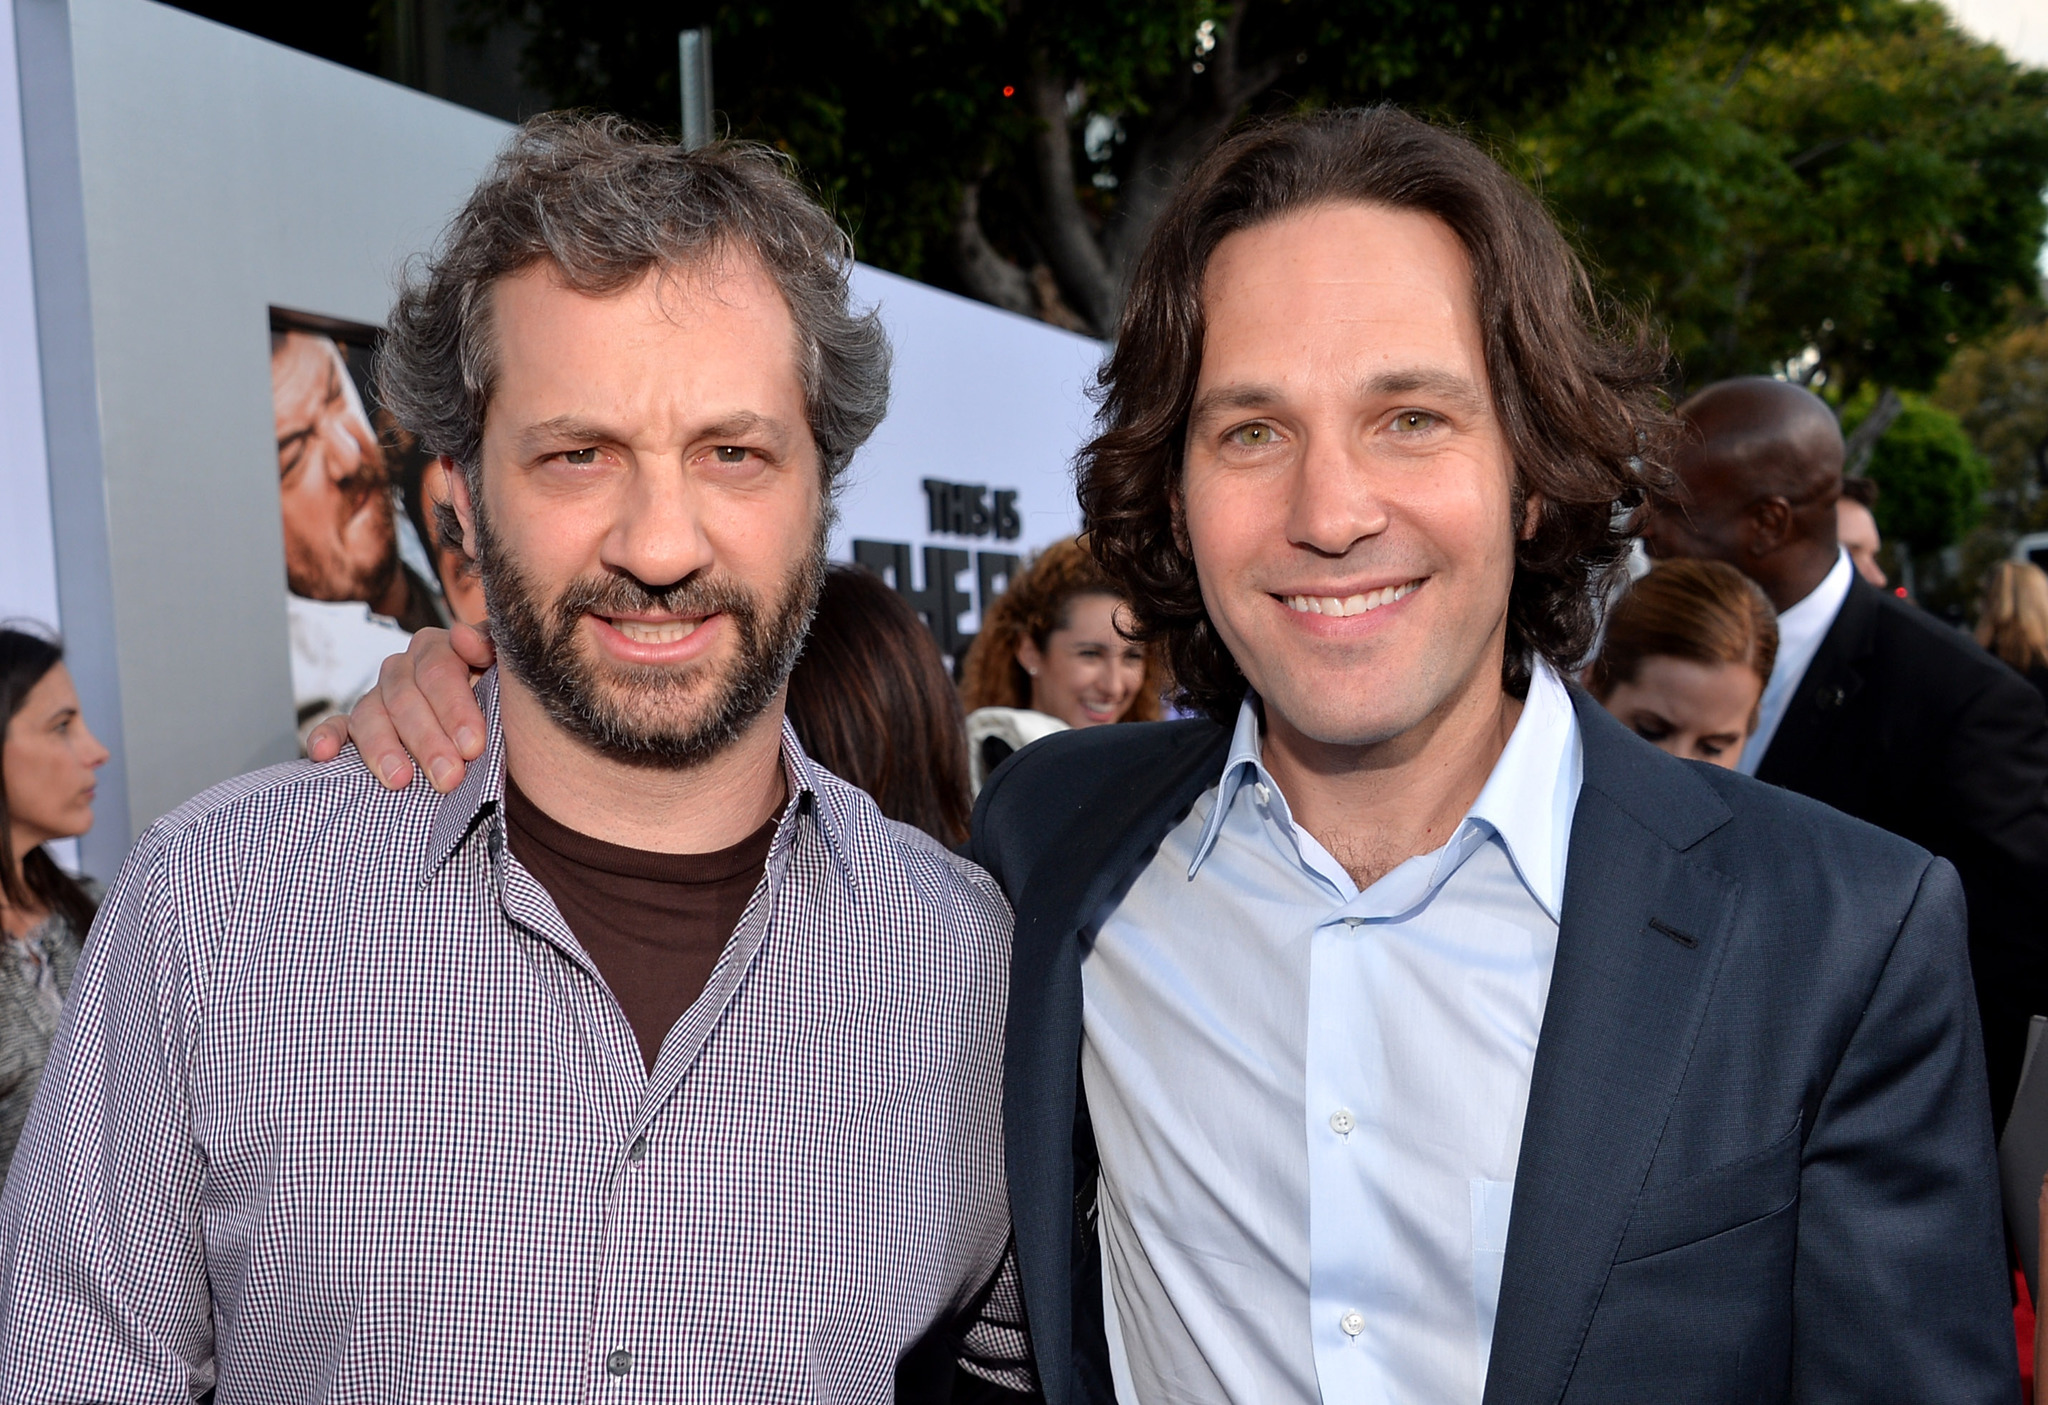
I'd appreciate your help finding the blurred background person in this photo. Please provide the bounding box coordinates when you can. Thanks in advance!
[785,564,973,847]
[1838,476,1887,587]
[1584,558,1779,768]
[1979,561,2048,707]
[957,536,1163,791]
[0,627,108,1171]
[1644,374,2048,1127]
[273,329,443,745]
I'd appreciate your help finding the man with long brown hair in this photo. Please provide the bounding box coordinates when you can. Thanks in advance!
[327,109,2012,1403]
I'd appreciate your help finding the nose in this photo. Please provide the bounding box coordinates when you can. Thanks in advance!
[603,456,716,590]
[1284,436,1388,557]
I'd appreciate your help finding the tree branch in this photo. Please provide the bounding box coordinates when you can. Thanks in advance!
[1023,57,1118,335]
[1845,386,1904,478]
[951,180,1036,318]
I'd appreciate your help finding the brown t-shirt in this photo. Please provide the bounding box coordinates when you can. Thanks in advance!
[503,777,778,1071]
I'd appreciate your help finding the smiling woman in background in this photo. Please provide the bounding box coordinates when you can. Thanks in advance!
[958,536,1165,791]
[1584,558,1780,768]
[0,627,109,1170]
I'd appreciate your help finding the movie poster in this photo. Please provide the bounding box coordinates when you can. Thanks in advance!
[269,308,486,747]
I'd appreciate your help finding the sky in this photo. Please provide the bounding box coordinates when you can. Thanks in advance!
[1941,0,2048,70]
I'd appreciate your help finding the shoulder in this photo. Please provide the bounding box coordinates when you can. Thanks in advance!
[970,717,1228,889]
[118,748,442,917]
[1579,697,1934,908]
[803,766,1009,932]
[1864,590,2013,691]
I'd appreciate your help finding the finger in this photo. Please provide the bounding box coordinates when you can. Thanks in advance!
[376,644,471,793]
[450,620,497,671]
[304,714,351,762]
[416,641,490,762]
[347,682,416,791]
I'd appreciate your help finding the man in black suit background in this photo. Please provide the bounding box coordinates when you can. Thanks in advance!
[323,113,2017,1402]
[1645,376,2048,1124]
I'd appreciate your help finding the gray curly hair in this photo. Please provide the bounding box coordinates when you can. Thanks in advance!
[378,113,889,499]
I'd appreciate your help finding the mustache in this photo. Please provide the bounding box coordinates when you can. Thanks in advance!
[553,570,760,625]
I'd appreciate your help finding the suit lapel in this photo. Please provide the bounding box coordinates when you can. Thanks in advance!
[1005,723,1230,1405]
[1483,697,1740,1405]
[1757,579,1878,791]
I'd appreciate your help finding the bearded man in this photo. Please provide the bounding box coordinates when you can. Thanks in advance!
[329,109,2015,1403]
[0,118,1032,1403]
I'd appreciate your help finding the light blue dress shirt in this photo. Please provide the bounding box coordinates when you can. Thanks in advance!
[1082,663,1584,1404]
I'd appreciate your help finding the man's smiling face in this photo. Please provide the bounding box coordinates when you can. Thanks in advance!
[453,253,826,767]
[1180,201,1526,749]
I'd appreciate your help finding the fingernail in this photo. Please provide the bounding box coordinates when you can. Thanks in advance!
[377,757,401,787]
[455,727,480,755]
[430,758,459,791]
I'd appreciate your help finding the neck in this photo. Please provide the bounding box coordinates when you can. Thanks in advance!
[1258,652,1523,891]
[2,826,52,931]
[497,677,789,854]
[1759,542,1840,614]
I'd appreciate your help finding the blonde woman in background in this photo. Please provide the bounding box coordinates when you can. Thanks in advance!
[958,537,1165,791]
[1978,560,2048,706]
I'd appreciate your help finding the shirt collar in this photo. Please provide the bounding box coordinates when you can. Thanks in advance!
[1185,660,1583,922]
[1774,546,1855,653]
[420,669,850,887]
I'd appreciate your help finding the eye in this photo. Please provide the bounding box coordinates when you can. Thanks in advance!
[561,447,601,466]
[1228,423,1279,447]
[1389,410,1441,433]
[1630,717,1670,742]
[712,446,751,465]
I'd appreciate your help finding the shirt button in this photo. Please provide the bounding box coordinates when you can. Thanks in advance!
[1329,1108,1356,1136]
[1255,782,1271,805]
[1341,915,1364,927]
[626,1134,648,1163]
[1340,1310,1365,1337]
[606,1348,633,1377]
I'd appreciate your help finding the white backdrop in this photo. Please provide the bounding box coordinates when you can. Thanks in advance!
[0,0,56,631]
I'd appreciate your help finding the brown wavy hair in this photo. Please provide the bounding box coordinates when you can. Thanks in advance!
[787,564,971,845]
[958,537,1164,720]
[1080,106,1674,722]
[1585,560,1779,724]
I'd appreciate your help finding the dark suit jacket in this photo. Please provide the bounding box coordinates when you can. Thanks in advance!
[1759,576,2048,1124]
[971,690,2014,1405]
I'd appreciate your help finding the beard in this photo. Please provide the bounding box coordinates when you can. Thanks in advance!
[476,501,827,770]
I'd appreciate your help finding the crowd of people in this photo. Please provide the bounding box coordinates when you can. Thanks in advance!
[5,103,2048,1404]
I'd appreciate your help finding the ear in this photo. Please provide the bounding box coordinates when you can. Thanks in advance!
[1519,490,1545,542]
[447,460,482,561]
[1748,496,1793,555]
[1016,637,1045,678]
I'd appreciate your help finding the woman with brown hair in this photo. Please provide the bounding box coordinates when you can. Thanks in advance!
[957,537,1163,790]
[1584,558,1780,768]
[0,626,109,1169]
[1977,560,2048,706]
[784,563,974,846]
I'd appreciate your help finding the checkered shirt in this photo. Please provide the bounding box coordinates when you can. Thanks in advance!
[0,671,1031,1402]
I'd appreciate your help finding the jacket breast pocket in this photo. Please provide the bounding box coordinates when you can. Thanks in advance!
[1614,1119,1801,1264]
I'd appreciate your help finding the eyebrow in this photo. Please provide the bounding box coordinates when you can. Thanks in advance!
[514,410,793,455]
[1188,366,1490,424]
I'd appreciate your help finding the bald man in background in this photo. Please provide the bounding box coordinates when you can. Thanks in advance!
[1646,376,2048,1124]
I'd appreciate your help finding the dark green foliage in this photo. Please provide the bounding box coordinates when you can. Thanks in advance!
[1847,391,1990,553]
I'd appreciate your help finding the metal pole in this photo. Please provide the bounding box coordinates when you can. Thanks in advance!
[678,29,713,149]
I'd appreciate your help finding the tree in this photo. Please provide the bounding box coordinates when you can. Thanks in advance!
[1936,311,2048,525]
[1524,1,2048,399]
[1844,389,1989,555]
[469,0,1781,337]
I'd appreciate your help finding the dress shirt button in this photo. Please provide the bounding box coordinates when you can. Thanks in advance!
[626,1134,647,1163]
[1328,1108,1356,1136]
[1341,915,1365,927]
[606,1348,633,1377]
[1340,1310,1365,1337]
